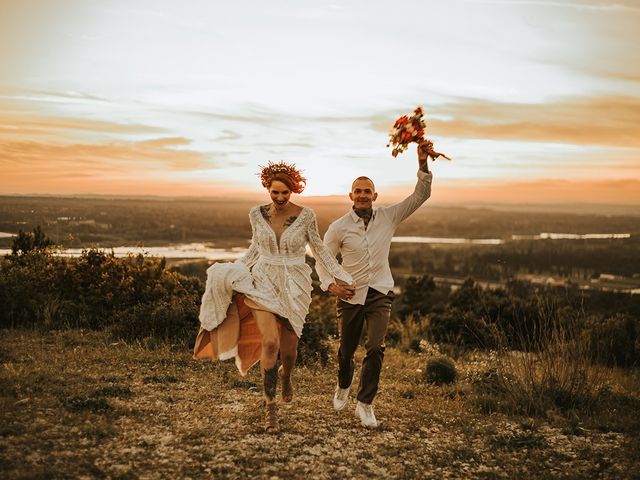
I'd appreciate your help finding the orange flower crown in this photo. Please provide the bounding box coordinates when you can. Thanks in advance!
[259,161,307,194]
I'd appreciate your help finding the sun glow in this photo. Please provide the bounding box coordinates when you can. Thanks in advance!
[1,0,639,204]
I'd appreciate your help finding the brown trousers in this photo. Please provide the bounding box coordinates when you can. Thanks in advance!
[337,288,393,404]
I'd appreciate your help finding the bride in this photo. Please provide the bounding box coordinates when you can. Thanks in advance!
[194,161,354,433]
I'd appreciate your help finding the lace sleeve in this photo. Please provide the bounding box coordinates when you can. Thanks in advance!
[235,209,260,268]
[306,210,352,285]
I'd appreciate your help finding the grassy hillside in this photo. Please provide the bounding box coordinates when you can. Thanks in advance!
[1,329,639,479]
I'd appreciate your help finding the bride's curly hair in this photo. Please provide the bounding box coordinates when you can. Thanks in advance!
[259,161,306,194]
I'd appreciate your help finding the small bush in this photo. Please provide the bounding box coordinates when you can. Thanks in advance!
[386,315,429,352]
[398,275,443,318]
[306,293,339,337]
[385,320,403,347]
[10,225,54,255]
[0,247,204,344]
[169,259,210,282]
[109,296,199,347]
[0,251,69,328]
[471,368,507,396]
[428,310,500,349]
[298,295,332,366]
[424,355,458,385]
[589,314,637,367]
[474,309,609,416]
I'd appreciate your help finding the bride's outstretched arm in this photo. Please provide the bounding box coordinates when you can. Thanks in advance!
[236,240,259,268]
[235,212,259,268]
[306,210,352,286]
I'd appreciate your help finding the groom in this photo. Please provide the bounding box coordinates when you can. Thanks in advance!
[317,142,434,428]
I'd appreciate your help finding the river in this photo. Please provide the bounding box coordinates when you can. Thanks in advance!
[0,233,633,259]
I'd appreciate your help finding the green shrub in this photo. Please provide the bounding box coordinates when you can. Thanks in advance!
[398,275,446,318]
[424,355,458,385]
[10,225,54,255]
[298,296,332,366]
[474,313,609,416]
[385,320,403,347]
[428,310,500,349]
[0,248,204,343]
[306,293,338,337]
[168,259,211,282]
[589,314,637,367]
[0,251,68,328]
[386,315,429,352]
[108,296,199,347]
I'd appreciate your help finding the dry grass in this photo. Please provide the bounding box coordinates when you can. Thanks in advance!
[487,319,609,416]
[388,315,426,353]
[1,329,639,479]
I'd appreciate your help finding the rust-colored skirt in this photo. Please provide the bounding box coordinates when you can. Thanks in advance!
[192,293,281,376]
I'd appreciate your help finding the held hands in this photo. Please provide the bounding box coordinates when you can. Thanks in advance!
[328,281,356,300]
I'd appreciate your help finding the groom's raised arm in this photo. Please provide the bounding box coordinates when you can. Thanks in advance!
[387,144,433,226]
[387,170,432,226]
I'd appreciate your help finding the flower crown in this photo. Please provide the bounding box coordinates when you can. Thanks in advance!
[259,161,307,194]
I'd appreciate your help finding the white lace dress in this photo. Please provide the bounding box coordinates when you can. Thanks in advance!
[198,206,352,337]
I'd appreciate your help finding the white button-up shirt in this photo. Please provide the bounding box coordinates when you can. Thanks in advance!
[317,170,432,305]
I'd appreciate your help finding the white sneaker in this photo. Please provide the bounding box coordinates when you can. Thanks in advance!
[355,401,378,428]
[333,384,350,411]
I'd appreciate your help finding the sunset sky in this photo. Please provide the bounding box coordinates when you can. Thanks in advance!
[1,0,639,205]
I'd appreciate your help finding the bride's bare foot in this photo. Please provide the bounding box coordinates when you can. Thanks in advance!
[278,365,293,403]
[264,403,280,434]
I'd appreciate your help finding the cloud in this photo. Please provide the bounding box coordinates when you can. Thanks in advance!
[0,114,163,138]
[532,57,640,84]
[383,178,640,205]
[463,0,640,12]
[187,109,278,126]
[0,94,165,140]
[0,137,216,176]
[1,87,112,103]
[0,176,247,197]
[371,95,640,148]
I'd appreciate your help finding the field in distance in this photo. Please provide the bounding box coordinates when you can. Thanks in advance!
[1,195,639,249]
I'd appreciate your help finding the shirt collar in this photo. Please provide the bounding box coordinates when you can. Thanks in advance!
[349,208,377,223]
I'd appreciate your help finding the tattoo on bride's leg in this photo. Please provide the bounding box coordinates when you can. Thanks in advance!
[263,365,278,402]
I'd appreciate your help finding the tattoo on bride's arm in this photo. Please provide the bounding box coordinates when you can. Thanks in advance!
[263,365,278,401]
[260,205,272,224]
[284,216,298,227]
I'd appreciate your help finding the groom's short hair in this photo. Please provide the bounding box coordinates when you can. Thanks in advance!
[351,176,375,191]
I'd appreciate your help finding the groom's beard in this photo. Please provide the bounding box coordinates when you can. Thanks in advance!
[353,207,373,228]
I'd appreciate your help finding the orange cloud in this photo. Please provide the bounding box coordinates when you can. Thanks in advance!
[0,176,246,198]
[0,137,224,198]
[425,178,640,206]
[0,110,163,139]
[372,95,640,148]
[0,137,214,174]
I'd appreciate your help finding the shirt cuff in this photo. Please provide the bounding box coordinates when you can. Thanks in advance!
[319,278,332,292]
[417,170,433,182]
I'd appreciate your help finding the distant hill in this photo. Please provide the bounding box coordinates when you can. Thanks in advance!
[1,195,639,249]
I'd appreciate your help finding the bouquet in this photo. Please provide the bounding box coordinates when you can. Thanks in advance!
[387,106,450,160]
